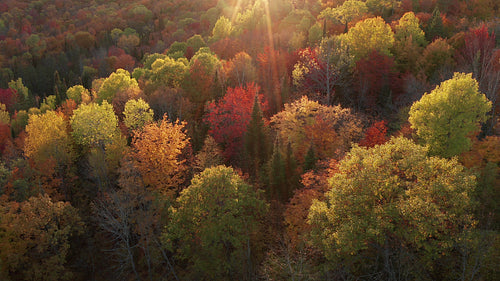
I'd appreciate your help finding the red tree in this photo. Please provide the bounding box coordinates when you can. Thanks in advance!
[204,83,267,163]
[355,51,401,111]
[459,25,499,132]
[359,120,389,148]
[0,88,15,112]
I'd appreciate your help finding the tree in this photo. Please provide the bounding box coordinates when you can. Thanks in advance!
[354,50,400,111]
[394,12,427,47]
[308,137,478,278]
[123,98,154,132]
[409,73,491,157]
[211,16,233,42]
[270,96,362,164]
[96,69,140,104]
[70,101,119,149]
[150,56,188,88]
[164,165,267,280]
[193,135,224,173]
[0,103,9,125]
[205,83,266,163]
[341,17,395,62]
[319,0,368,31]
[244,94,271,178]
[66,85,89,104]
[425,7,445,41]
[24,110,72,164]
[292,37,352,105]
[418,38,455,82]
[130,115,189,198]
[0,195,84,281]
[458,25,500,133]
[359,120,389,147]
[224,52,257,88]
[24,110,74,199]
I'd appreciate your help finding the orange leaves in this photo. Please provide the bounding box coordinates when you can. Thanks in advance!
[359,120,388,148]
[131,115,189,198]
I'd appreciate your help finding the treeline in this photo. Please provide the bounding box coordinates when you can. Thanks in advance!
[0,0,499,280]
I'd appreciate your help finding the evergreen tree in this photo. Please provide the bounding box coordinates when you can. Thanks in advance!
[425,7,445,41]
[244,95,270,179]
[304,145,316,171]
[264,140,286,201]
[284,142,300,200]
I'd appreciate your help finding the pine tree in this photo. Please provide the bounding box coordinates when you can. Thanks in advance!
[284,142,300,200]
[426,7,445,41]
[304,145,316,171]
[244,95,270,179]
[265,140,285,201]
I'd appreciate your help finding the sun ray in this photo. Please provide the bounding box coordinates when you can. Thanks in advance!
[262,0,281,108]
[230,0,243,25]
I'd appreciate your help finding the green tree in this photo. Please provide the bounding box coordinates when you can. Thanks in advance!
[70,101,119,148]
[66,85,89,104]
[341,17,395,62]
[186,34,207,54]
[308,137,478,278]
[211,16,233,42]
[164,166,267,280]
[123,98,154,132]
[96,69,140,104]
[244,95,270,179]
[409,73,491,157]
[426,7,445,41]
[394,12,427,47]
[150,56,188,88]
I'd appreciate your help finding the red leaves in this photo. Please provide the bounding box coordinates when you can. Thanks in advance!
[0,88,15,112]
[355,51,401,110]
[205,83,267,163]
[360,120,389,148]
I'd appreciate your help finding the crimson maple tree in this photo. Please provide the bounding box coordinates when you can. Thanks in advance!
[205,83,267,163]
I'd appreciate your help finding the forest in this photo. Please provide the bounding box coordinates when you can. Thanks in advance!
[0,0,499,280]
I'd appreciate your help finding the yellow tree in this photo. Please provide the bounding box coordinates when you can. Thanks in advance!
[24,110,73,165]
[131,115,189,198]
[24,110,74,200]
[270,96,362,163]
[341,16,395,63]
[70,101,119,149]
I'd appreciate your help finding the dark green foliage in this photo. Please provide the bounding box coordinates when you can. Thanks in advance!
[244,95,270,179]
[426,7,446,41]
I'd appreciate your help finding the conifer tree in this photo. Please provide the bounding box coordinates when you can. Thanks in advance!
[244,95,270,179]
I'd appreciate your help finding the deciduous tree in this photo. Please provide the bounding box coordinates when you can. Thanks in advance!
[341,17,395,62]
[131,115,189,198]
[164,165,267,280]
[123,98,154,132]
[0,195,84,281]
[409,73,491,157]
[205,83,266,163]
[70,101,119,149]
[309,137,478,278]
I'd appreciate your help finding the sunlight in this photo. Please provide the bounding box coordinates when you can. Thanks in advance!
[262,0,280,105]
[230,0,243,25]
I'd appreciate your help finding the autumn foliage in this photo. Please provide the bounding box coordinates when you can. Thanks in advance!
[205,83,266,162]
